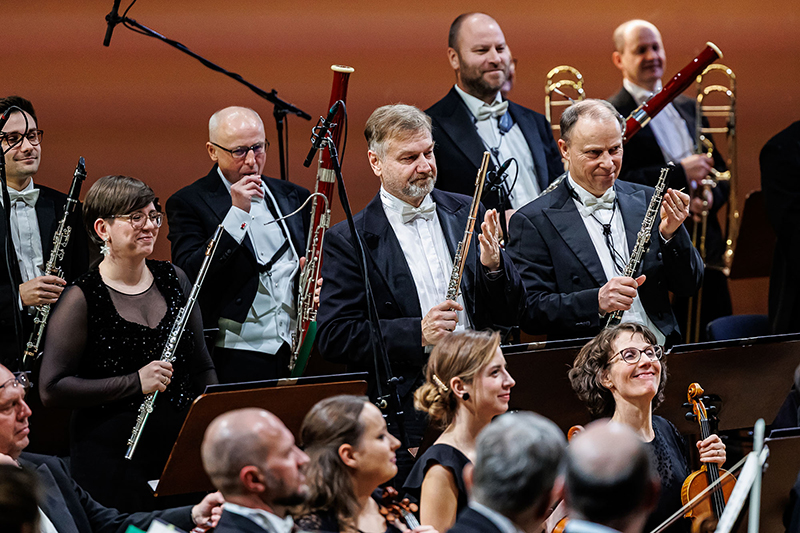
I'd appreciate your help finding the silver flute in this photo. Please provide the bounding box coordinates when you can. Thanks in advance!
[125,224,224,460]
[605,163,674,328]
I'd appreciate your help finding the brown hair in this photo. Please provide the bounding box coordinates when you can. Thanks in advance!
[568,323,667,418]
[414,329,501,428]
[82,175,159,244]
[297,395,370,533]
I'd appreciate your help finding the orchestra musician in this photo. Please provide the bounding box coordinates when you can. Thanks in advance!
[166,106,310,383]
[404,330,514,532]
[427,13,563,212]
[316,104,524,481]
[607,20,731,337]
[506,99,702,346]
[447,412,565,533]
[38,175,217,512]
[0,96,90,369]
[568,323,726,533]
[295,395,436,533]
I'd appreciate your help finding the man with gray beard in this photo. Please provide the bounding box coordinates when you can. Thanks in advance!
[316,104,524,482]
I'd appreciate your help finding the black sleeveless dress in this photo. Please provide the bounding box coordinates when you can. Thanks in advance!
[403,443,470,516]
[44,260,216,512]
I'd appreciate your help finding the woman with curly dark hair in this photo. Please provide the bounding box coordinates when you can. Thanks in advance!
[296,395,436,533]
[568,323,726,533]
[403,330,514,533]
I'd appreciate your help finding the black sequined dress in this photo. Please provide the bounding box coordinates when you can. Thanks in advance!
[39,260,217,512]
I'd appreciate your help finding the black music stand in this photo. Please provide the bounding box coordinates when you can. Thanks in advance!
[154,373,368,497]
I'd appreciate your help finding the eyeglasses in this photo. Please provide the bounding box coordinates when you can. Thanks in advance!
[0,129,44,148]
[108,211,163,229]
[609,345,664,365]
[0,373,32,398]
[210,141,269,160]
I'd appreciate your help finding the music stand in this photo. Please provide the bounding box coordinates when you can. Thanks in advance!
[154,373,368,497]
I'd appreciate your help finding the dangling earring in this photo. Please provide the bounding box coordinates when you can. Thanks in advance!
[100,238,110,257]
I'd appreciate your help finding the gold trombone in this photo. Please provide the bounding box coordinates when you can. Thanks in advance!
[685,64,737,343]
[545,66,586,134]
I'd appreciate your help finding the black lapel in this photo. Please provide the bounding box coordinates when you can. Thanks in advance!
[34,187,58,260]
[360,196,422,317]
[542,182,607,286]
[432,190,474,301]
[435,88,491,172]
[263,179,305,255]
[616,182,649,254]
[198,167,256,257]
[27,461,81,533]
[508,102,550,191]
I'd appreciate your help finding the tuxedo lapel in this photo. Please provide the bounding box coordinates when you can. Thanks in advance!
[198,167,256,257]
[263,179,304,255]
[616,183,649,254]
[360,196,421,317]
[31,462,81,533]
[432,190,475,304]
[34,189,58,260]
[437,89,489,171]
[509,103,549,191]
[543,184,607,286]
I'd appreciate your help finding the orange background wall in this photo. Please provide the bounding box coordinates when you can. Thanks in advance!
[4,1,798,314]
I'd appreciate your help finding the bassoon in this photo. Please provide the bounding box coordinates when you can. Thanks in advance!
[22,157,87,371]
[288,65,354,377]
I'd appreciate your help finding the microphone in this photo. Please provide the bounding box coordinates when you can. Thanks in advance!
[103,0,123,47]
[303,100,342,167]
[495,158,513,178]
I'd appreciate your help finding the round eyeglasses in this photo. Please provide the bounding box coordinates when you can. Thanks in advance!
[0,372,32,397]
[609,345,664,365]
[1,129,44,149]
[108,211,163,229]
[210,141,269,160]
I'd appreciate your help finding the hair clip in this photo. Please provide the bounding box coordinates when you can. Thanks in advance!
[432,373,449,394]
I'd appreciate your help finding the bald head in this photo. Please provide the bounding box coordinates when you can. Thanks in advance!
[565,421,658,528]
[202,408,283,495]
[208,106,263,142]
[0,364,32,460]
[612,20,666,91]
[206,106,267,184]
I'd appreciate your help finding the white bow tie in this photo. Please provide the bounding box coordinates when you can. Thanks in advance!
[401,203,436,223]
[582,188,616,215]
[476,100,509,121]
[8,188,39,207]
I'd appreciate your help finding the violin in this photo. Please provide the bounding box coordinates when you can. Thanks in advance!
[680,383,736,524]
[379,487,421,530]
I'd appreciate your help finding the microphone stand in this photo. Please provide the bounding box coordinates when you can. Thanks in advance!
[106,10,311,182]
[308,122,409,448]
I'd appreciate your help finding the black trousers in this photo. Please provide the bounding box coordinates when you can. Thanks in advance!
[212,343,291,384]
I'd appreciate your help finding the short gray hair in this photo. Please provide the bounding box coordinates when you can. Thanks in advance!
[364,104,432,159]
[560,99,625,144]
[472,412,566,517]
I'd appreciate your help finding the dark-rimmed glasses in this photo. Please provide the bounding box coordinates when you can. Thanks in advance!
[210,141,269,160]
[0,130,44,148]
[609,345,664,365]
[108,212,163,229]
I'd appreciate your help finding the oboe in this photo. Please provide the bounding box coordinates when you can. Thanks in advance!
[125,224,224,460]
[445,152,491,301]
[606,163,675,328]
[289,65,354,377]
[22,157,87,371]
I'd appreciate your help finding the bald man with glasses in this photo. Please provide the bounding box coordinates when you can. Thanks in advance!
[167,106,310,383]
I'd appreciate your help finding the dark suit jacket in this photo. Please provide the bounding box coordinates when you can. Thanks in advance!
[447,506,504,533]
[316,189,524,399]
[761,120,800,334]
[166,166,310,331]
[427,87,563,211]
[214,509,274,533]
[0,183,90,369]
[608,88,728,263]
[18,452,194,533]
[506,178,703,345]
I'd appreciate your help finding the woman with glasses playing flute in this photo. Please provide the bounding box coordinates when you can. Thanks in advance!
[567,323,726,533]
[39,175,217,513]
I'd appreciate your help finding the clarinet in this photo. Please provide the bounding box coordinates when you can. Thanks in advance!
[21,157,87,371]
[445,151,491,301]
[606,163,675,328]
[125,224,224,460]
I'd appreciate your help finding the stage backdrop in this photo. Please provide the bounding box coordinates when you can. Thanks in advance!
[3,0,797,314]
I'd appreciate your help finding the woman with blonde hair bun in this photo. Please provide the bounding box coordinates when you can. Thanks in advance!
[403,330,515,532]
